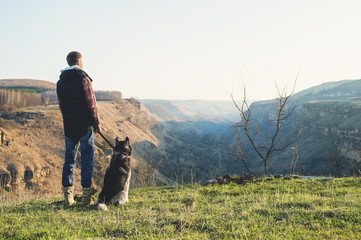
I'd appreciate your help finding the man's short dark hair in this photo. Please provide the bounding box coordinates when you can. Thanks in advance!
[66,51,82,66]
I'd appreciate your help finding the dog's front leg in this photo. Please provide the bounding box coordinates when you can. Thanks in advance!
[114,192,129,205]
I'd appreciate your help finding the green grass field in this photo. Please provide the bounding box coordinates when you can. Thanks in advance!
[1,178,360,239]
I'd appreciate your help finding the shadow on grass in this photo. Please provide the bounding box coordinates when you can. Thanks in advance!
[276,202,313,209]
[2,199,103,214]
[1,231,49,240]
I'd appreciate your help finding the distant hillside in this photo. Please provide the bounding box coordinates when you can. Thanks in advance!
[140,99,237,138]
[0,79,123,109]
[141,99,190,120]
[294,79,356,98]
[141,103,178,121]
[223,79,361,176]
[141,99,236,122]
[0,79,57,111]
[0,79,56,89]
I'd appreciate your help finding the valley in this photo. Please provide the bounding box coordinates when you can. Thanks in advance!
[1,78,361,200]
[0,91,239,199]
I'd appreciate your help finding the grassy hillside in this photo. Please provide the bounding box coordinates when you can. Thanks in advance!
[1,178,360,239]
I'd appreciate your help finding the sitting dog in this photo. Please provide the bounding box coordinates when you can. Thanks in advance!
[96,137,132,211]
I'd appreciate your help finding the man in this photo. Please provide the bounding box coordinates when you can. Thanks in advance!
[57,51,100,205]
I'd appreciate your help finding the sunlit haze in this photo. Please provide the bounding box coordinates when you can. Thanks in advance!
[1,0,361,100]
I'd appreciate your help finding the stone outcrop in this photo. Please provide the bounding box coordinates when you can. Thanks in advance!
[0,163,52,193]
[0,128,10,146]
[293,101,361,162]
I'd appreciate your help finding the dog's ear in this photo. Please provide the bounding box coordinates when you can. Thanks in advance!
[115,137,119,144]
[125,137,129,143]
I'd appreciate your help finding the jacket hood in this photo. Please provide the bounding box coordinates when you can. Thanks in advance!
[60,65,82,73]
[59,66,93,82]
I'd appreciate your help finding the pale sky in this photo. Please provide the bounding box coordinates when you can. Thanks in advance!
[1,0,361,100]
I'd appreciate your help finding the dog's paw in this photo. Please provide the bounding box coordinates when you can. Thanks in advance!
[97,203,108,211]
[115,198,128,206]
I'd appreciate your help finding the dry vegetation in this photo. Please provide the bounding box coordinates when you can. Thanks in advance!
[0,100,164,201]
[0,79,56,89]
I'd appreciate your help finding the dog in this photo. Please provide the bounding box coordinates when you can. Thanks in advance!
[96,137,132,211]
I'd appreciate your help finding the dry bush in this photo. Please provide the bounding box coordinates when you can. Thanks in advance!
[0,89,44,111]
[95,90,122,102]
[132,158,162,187]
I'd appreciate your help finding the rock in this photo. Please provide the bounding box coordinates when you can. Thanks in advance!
[24,167,34,180]
[207,179,218,185]
[0,128,10,146]
[7,164,22,184]
[0,168,11,188]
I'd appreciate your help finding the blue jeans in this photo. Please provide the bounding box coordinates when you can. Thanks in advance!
[62,130,94,188]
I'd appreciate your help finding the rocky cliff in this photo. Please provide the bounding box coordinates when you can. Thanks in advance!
[224,79,361,176]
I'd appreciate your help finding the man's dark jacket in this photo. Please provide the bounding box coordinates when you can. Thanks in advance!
[57,69,94,141]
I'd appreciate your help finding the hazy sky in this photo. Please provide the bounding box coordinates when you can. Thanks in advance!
[1,0,361,100]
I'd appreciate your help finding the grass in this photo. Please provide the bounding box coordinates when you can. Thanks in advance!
[0,178,361,239]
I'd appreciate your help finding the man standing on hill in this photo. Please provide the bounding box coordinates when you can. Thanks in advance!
[57,51,100,206]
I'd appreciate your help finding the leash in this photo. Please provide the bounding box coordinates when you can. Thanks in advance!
[98,131,115,149]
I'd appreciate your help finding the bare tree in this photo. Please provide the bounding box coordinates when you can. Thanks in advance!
[288,146,299,176]
[136,157,163,187]
[222,122,258,177]
[224,77,297,176]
